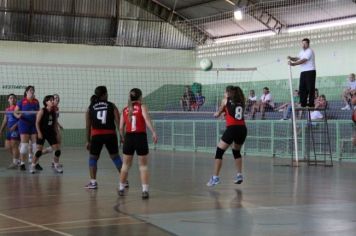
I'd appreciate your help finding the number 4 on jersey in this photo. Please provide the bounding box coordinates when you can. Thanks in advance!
[97,110,107,124]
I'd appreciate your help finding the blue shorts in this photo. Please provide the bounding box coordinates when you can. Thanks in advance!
[18,120,37,135]
[6,130,20,140]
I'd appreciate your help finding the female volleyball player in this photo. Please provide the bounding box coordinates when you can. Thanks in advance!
[42,94,63,167]
[207,86,247,187]
[14,86,40,171]
[118,88,158,199]
[85,86,122,189]
[351,92,356,146]
[31,95,62,174]
[0,94,20,169]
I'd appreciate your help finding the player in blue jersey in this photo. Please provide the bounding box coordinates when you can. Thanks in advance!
[0,94,20,169]
[14,86,40,171]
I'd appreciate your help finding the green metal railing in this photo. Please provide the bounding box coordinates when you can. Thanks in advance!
[2,120,353,160]
[150,119,355,160]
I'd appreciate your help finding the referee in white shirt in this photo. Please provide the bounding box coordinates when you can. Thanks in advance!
[288,38,316,108]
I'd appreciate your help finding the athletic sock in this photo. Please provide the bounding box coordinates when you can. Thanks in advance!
[119,183,125,191]
[142,184,149,192]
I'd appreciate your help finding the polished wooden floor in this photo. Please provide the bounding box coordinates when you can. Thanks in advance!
[0,148,356,236]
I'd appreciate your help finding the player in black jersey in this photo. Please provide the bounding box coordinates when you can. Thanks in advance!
[31,95,62,174]
[85,86,122,190]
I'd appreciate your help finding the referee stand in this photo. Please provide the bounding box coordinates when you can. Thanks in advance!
[297,107,333,167]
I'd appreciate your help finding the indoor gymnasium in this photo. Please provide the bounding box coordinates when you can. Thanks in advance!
[0,0,356,235]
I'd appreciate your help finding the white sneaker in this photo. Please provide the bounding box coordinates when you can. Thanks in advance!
[54,164,63,173]
[29,165,36,174]
[206,176,220,187]
[7,163,18,169]
[341,105,351,110]
[234,174,243,184]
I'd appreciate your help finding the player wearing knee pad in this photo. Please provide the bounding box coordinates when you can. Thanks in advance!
[14,86,39,171]
[32,95,61,174]
[207,86,247,187]
[84,86,122,190]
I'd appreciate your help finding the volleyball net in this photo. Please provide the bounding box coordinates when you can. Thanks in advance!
[0,61,256,149]
[0,60,354,159]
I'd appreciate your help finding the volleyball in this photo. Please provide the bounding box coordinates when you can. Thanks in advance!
[199,58,213,71]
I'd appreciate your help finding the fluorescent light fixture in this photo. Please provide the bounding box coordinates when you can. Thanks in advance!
[234,9,243,21]
[288,17,356,33]
[225,0,236,6]
[214,31,276,44]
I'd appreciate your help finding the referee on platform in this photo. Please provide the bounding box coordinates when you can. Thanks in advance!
[288,38,316,108]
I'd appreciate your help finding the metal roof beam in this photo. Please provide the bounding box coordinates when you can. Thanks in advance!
[125,0,211,44]
[237,0,285,34]
[175,0,220,11]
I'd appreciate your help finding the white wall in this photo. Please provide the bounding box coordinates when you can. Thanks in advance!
[195,25,356,83]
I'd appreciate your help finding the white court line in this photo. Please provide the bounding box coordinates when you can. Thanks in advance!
[0,213,73,236]
[42,216,131,226]
[1,222,146,234]
[0,216,132,232]
[47,221,146,231]
[0,225,33,232]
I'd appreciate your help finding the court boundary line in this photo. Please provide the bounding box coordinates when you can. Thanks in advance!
[0,212,73,236]
[0,216,133,232]
[0,222,146,234]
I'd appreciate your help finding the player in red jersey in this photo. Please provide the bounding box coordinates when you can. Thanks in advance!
[207,86,248,187]
[351,92,356,146]
[118,88,157,199]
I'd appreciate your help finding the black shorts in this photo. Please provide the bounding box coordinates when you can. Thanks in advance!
[37,131,58,146]
[221,125,247,145]
[90,134,118,156]
[123,133,149,156]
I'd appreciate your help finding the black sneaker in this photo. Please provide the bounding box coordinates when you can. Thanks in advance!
[124,180,129,189]
[142,191,149,200]
[35,164,43,171]
[20,164,26,171]
[118,189,125,196]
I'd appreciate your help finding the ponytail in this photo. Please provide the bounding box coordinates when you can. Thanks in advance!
[128,88,142,122]
[90,95,98,104]
[230,86,245,109]
[128,99,134,122]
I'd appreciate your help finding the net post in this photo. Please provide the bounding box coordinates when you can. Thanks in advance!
[288,65,299,165]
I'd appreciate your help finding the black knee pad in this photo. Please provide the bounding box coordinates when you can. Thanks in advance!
[54,150,61,157]
[215,147,225,159]
[232,149,242,159]
[35,150,42,158]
